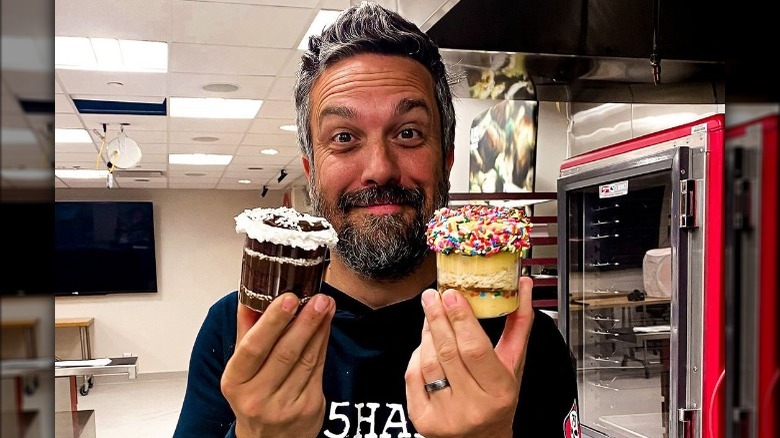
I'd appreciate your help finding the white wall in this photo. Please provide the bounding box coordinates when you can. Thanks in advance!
[54,188,284,373]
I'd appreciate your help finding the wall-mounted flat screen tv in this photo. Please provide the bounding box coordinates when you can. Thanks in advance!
[55,201,158,296]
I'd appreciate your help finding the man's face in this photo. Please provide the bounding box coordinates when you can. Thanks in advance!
[303,53,452,280]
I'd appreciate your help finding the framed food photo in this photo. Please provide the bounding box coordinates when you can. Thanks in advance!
[468,99,538,194]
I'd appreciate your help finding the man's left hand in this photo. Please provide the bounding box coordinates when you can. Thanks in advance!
[405,277,534,438]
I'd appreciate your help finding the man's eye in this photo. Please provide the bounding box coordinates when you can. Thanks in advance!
[335,132,352,143]
[399,129,419,139]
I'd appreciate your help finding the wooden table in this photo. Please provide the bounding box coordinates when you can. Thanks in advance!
[55,318,94,395]
[1,318,38,359]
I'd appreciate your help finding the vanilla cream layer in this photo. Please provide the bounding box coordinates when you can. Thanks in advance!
[244,247,326,267]
[462,293,519,319]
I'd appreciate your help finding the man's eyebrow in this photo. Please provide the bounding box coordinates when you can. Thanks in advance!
[395,98,431,117]
[319,105,357,121]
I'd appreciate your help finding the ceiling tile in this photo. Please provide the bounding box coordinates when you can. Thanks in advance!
[168,144,237,154]
[236,148,301,161]
[168,164,230,173]
[169,117,251,133]
[136,143,168,155]
[168,178,220,188]
[55,0,172,41]
[56,70,168,97]
[114,178,168,189]
[54,151,100,162]
[170,43,289,76]
[2,70,53,101]
[231,153,297,165]
[222,169,275,179]
[266,77,297,100]
[54,113,85,128]
[278,50,305,77]
[121,130,167,143]
[55,94,75,113]
[169,131,244,144]
[172,2,312,48]
[240,132,297,147]
[248,118,296,134]
[55,143,99,154]
[256,99,296,119]
[1,83,23,115]
[193,0,320,7]
[3,0,53,37]
[80,114,168,132]
[168,73,274,99]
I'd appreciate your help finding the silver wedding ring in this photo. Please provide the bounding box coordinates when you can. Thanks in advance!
[424,377,450,393]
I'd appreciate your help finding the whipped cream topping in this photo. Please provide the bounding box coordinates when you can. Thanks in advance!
[235,206,339,251]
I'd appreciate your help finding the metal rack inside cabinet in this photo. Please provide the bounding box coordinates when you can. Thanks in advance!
[448,192,559,310]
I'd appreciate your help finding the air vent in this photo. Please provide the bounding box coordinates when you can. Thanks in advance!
[113,169,166,179]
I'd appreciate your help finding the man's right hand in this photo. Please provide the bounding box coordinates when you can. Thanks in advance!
[221,292,335,438]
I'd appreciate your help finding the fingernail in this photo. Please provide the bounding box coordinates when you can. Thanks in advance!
[314,295,329,313]
[421,289,436,307]
[281,295,298,313]
[442,289,458,309]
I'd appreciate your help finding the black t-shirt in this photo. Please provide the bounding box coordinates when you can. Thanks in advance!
[173,283,581,437]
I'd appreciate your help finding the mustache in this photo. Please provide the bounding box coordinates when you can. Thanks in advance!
[337,184,425,213]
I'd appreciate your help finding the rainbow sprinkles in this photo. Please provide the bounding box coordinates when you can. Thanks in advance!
[425,205,533,256]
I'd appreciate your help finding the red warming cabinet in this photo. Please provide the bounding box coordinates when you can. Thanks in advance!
[557,114,726,438]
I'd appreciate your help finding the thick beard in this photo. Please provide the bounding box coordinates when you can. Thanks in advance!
[310,172,449,281]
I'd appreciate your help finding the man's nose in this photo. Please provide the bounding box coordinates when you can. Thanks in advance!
[361,139,401,187]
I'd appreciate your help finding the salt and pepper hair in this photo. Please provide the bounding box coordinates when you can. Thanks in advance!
[294,1,456,165]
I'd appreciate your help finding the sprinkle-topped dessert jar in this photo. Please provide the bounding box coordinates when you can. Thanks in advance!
[425,204,532,318]
[235,206,338,313]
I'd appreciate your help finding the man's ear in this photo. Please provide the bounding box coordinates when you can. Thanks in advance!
[444,147,455,178]
[302,155,312,182]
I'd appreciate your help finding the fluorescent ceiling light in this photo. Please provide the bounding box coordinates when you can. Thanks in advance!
[279,124,297,132]
[55,36,168,72]
[169,153,233,165]
[55,169,109,179]
[3,128,38,144]
[169,97,262,119]
[55,128,92,143]
[260,148,278,155]
[297,10,341,50]
[2,169,52,180]
[238,179,252,184]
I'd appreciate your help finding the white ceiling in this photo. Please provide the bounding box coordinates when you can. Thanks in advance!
[4,0,366,191]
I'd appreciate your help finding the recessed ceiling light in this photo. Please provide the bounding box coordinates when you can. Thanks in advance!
[297,10,342,50]
[55,169,109,179]
[55,128,92,143]
[238,179,252,184]
[279,124,297,132]
[107,81,124,88]
[184,172,207,177]
[169,97,262,119]
[169,153,233,165]
[260,148,279,155]
[192,136,220,142]
[202,82,240,93]
[55,36,168,72]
